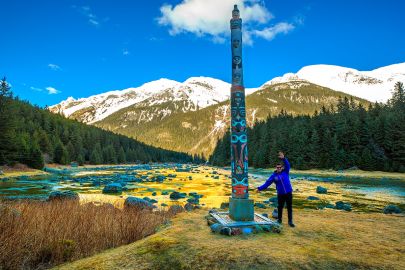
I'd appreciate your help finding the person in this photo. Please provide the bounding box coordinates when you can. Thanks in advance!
[257,151,295,227]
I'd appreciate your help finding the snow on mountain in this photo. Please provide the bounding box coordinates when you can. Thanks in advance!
[49,77,259,124]
[263,63,405,102]
[50,63,405,123]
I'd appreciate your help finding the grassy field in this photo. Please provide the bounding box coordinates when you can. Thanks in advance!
[55,209,405,270]
[0,165,49,179]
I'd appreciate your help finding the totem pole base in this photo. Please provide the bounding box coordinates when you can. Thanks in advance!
[229,197,254,221]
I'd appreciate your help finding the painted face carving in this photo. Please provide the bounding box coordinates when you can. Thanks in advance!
[232,39,240,48]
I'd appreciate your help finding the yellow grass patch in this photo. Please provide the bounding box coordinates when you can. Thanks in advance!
[56,209,405,270]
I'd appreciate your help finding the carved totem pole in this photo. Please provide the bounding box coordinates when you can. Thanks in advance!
[229,5,254,221]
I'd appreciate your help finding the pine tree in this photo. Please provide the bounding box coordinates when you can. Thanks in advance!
[54,143,69,165]
[0,77,17,165]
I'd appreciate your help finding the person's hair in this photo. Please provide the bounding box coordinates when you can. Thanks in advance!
[276,163,283,167]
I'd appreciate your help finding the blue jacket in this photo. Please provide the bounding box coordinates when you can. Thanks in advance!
[257,158,293,195]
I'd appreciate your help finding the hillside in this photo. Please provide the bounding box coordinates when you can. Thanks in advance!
[0,78,193,169]
[95,82,369,157]
[49,62,405,157]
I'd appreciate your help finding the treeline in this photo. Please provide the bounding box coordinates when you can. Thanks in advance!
[210,82,405,172]
[0,78,198,169]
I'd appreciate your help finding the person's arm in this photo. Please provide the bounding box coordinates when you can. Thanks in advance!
[283,157,290,173]
[278,151,290,173]
[257,174,275,191]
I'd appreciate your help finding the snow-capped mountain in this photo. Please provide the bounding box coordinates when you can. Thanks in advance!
[51,61,401,156]
[263,63,405,102]
[49,77,258,124]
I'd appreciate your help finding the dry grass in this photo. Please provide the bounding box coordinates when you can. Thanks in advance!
[0,164,49,179]
[56,209,405,270]
[0,200,172,270]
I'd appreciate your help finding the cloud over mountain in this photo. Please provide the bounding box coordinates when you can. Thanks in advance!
[157,0,295,44]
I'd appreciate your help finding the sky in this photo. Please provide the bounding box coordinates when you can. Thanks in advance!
[1,0,405,107]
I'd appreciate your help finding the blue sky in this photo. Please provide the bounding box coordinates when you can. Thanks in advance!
[1,0,405,107]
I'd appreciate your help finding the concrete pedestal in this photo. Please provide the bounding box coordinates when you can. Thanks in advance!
[229,197,254,221]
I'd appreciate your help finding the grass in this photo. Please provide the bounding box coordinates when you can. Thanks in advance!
[55,209,405,270]
[0,199,173,270]
[0,164,49,179]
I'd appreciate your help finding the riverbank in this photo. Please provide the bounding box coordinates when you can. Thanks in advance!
[55,209,405,270]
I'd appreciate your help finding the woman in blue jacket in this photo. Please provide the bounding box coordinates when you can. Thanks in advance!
[257,151,295,227]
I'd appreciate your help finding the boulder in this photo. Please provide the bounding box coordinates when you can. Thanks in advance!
[307,196,320,201]
[187,198,199,205]
[220,202,229,209]
[151,192,157,196]
[316,186,328,194]
[169,191,187,200]
[102,183,123,194]
[383,204,402,214]
[161,191,169,195]
[48,190,79,202]
[124,197,154,210]
[184,202,194,211]
[255,202,267,209]
[335,201,352,211]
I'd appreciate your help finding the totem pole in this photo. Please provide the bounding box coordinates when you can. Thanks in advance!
[229,5,254,221]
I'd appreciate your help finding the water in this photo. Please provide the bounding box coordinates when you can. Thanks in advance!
[1,164,404,211]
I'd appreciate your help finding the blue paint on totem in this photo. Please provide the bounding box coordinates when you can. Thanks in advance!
[230,5,249,199]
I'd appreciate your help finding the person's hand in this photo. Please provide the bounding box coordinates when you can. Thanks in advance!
[255,188,260,193]
[278,151,285,159]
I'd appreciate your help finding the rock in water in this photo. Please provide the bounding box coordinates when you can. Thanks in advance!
[102,183,123,194]
[124,197,154,210]
[48,190,79,202]
[335,201,352,211]
[169,191,186,200]
[383,204,402,214]
[316,186,328,194]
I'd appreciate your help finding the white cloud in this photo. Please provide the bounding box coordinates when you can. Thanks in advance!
[73,5,100,26]
[253,22,295,41]
[123,49,130,56]
[30,86,43,92]
[46,87,61,95]
[157,0,296,44]
[48,63,61,71]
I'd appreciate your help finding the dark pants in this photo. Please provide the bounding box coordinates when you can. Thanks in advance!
[277,192,293,223]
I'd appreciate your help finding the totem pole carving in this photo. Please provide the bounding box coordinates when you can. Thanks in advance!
[230,5,249,199]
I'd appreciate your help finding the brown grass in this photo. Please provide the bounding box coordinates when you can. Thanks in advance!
[0,200,172,270]
[55,209,405,270]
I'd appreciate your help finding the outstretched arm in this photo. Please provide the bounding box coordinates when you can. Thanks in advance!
[278,151,290,173]
[257,174,275,191]
[283,157,290,173]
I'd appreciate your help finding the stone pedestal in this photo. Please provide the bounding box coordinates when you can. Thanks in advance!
[229,197,254,221]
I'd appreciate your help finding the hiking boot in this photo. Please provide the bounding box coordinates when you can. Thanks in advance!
[277,219,282,224]
[288,222,295,228]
